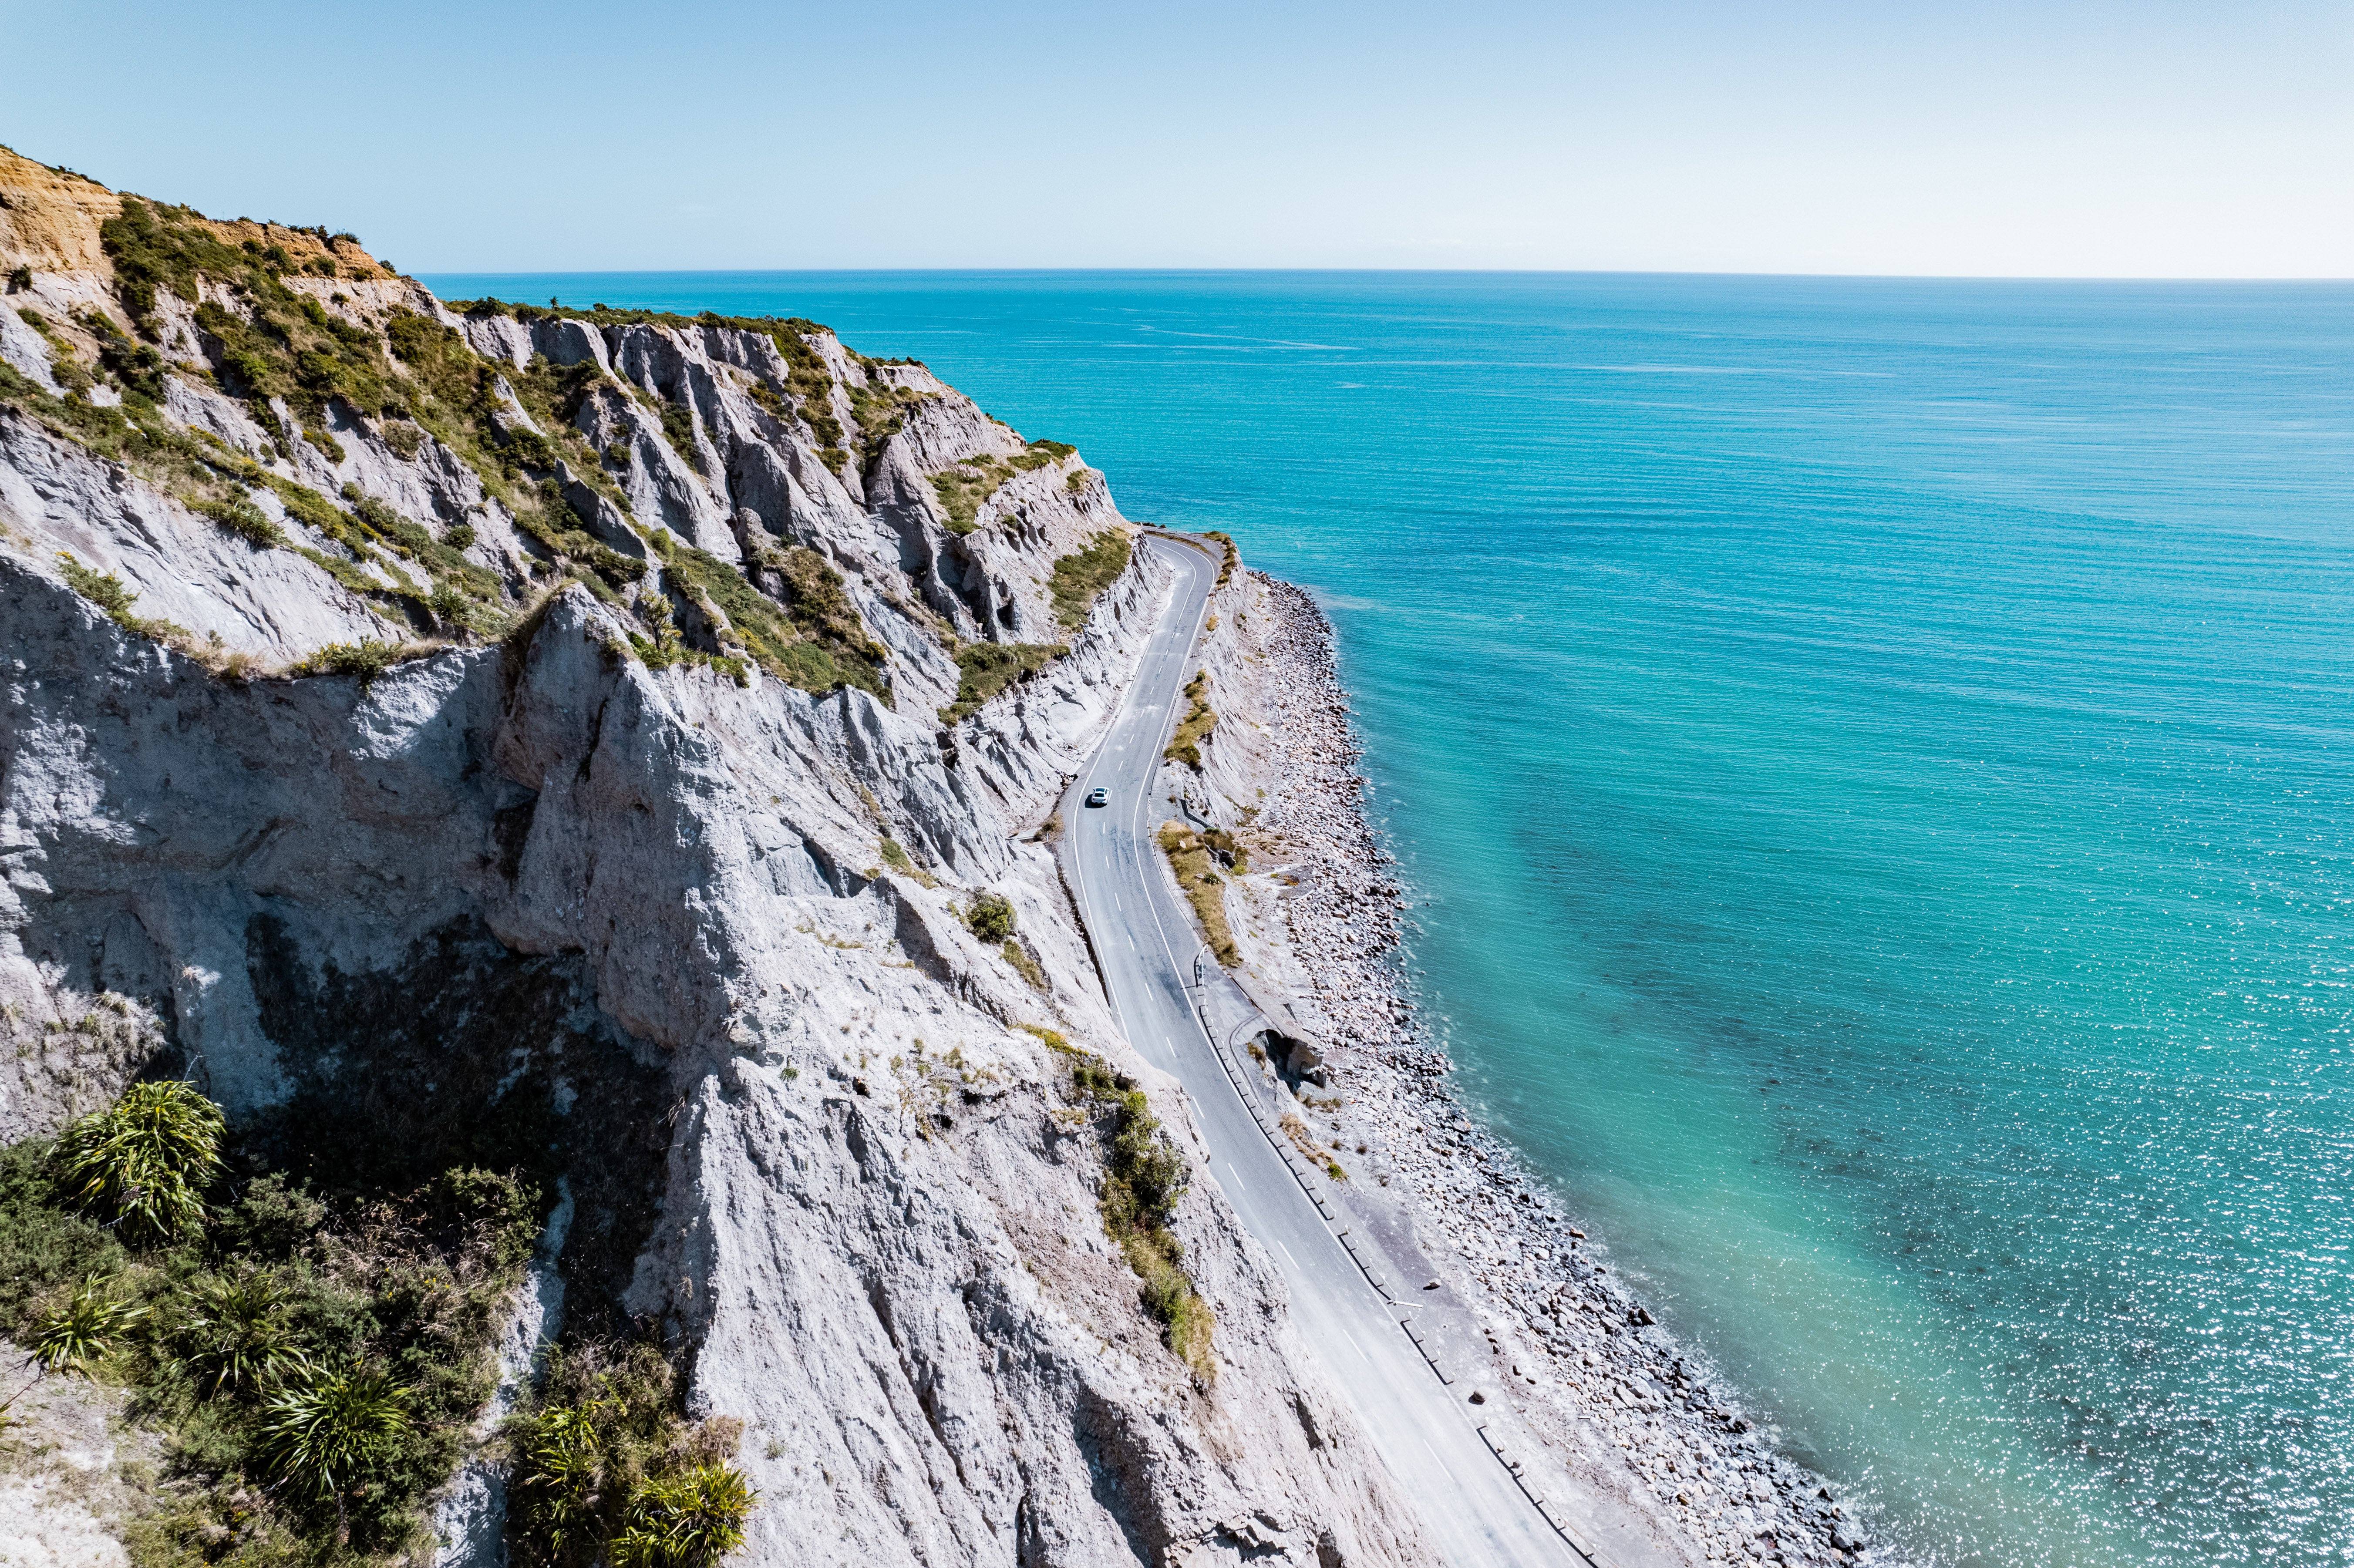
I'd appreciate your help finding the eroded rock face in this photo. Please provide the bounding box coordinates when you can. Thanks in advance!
[0,153,1432,1567]
[0,563,1430,1566]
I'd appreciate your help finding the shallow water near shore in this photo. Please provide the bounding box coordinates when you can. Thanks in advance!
[427,269,2354,1567]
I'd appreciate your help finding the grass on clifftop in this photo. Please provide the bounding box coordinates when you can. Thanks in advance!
[940,640,1066,723]
[453,298,937,482]
[1164,670,1216,770]
[1049,529,1130,631]
[88,210,854,672]
[927,440,1078,535]
[1158,821,1240,968]
[34,200,910,700]
[1028,1028,1214,1381]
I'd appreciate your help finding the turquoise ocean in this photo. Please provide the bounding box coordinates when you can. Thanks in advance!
[425,270,2354,1567]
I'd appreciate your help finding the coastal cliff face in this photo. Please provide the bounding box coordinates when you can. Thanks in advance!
[0,147,1430,1568]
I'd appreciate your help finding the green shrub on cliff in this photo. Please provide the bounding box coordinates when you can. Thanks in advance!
[55,1079,223,1242]
[613,1464,755,1568]
[33,1275,145,1373]
[964,892,1017,943]
[172,1273,312,1397]
[0,1080,566,1561]
[1045,1040,1215,1380]
[1049,529,1131,631]
[54,553,140,625]
[257,1366,416,1541]
[193,495,287,549]
[509,1344,752,1568]
[290,639,407,687]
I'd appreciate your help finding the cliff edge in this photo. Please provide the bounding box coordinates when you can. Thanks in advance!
[0,145,1430,1568]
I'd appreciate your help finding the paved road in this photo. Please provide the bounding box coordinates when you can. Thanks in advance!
[1060,535,1577,1568]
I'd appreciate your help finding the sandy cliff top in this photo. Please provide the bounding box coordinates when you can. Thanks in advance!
[0,145,121,273]
[0,144,394,281]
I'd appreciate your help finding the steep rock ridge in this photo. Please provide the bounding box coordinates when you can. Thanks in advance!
[0,146,1435,1568]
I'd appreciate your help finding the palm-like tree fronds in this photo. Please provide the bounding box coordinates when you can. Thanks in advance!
[177,1274,310,1397]
[55,1080,225,1242]
[34,1275,145,1374]
[258,1367,413,1503]
[517,1398,613,1557]
[611,1463,755,1568]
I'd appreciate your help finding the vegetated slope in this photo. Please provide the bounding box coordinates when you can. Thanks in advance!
[0,145,1433,1568]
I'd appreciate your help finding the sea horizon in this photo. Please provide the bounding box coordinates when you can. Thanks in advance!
[422,265,2354,287]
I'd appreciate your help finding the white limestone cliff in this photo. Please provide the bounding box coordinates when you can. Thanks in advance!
[0,146,1433,1568]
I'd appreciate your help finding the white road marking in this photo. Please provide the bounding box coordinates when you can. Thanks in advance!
[1227,1161,1246,1191]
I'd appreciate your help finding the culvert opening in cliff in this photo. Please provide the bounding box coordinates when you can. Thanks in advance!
[1259,1028,1330,1090]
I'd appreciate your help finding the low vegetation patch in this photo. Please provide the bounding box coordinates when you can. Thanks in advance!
[507,1343,751,1568]
[1036,1035,1214,1380]
[1001,940,1047,991]
[927,440,1079,534]
[1164,669,1216,769]
[288,638,431,689]
[1048,529,1130,631]
[928,462,1004,535]
[963,892,1017,944]
[876,837,937,888]
[1156,822,1240,968]
[54,551,201,647]
[845,378,928,474]
[655,535,889,699]
[0,1081,547,1562]
[192,495,287,549]
[940,640,1066,724]
[1202,529,1239,585]
[1279,1111,1347,1182]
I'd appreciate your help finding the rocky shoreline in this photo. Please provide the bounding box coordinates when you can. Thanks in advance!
[1235,570,1883,1568]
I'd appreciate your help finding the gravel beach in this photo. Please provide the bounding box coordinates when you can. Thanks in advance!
[1206,568,1887,1568]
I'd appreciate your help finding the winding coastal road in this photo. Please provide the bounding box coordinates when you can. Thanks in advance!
[1059,535,1579,1568]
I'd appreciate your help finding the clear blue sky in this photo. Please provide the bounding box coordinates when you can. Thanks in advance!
[5,0,2347,277]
